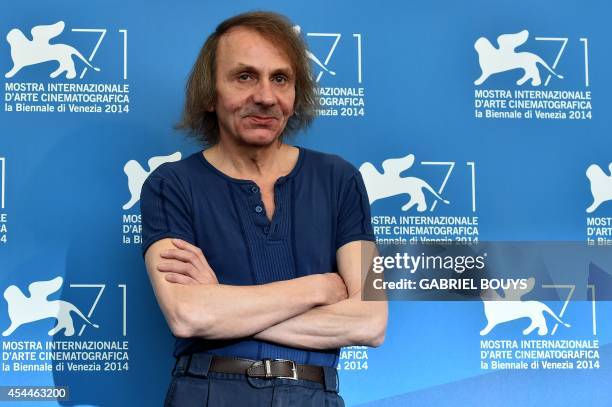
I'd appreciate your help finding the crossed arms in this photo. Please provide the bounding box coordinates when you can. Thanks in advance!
[144,238,387,350]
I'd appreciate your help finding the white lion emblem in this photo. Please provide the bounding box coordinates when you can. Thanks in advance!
[2,276,99,337]
[5,21,100,79]
[586,163,612,213]
[474,30,563,86]
[359,153,449,212]
[123,152,182,210]
[480,278,570,336]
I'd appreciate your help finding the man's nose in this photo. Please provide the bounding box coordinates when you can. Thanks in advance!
[252,79,276,106]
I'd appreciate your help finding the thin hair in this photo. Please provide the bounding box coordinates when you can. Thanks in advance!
[176,11,318,146]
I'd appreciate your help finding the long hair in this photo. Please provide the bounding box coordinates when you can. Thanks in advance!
[176,11,318,146]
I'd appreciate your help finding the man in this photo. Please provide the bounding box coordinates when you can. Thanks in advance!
[141,11,387,406]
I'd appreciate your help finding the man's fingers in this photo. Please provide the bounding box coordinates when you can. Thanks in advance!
[160,240,220,285]
[157,262,194,277]
[164,272,198,285]
[160,249,217,281]
[161,249,199,264]
[158,261,219,285]
[171,239,210,267]
[171,239,201,256]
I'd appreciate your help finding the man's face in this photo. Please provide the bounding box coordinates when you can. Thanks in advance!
[213,27,296,147]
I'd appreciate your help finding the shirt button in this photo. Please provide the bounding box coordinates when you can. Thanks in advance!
[263,226,270,234]
[251,186,259,193]
[255,205,263,213]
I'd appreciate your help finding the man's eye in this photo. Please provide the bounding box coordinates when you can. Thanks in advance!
[238,73,253,81]
[273,75,288,84]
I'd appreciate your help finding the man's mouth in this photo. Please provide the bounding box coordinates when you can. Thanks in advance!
[246,116,277,125]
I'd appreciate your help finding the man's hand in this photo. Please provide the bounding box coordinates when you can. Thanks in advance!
[160,239,348,304]
[253,241,387,349]
[157,239,219,285]
[145,238,351,340]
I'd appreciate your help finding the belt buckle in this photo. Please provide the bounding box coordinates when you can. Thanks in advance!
[272,358,298,380]
[255,358,298,380]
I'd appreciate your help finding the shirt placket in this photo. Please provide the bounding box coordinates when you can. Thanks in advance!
[241,182,281,239]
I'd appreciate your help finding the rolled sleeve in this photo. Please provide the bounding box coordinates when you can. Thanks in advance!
[335,170,376,250]
[140,169,195,256]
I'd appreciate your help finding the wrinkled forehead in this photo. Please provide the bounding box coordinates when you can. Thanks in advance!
[216,26,295,74]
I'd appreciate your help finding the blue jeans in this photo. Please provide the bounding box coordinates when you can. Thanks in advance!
[164,354,345,407]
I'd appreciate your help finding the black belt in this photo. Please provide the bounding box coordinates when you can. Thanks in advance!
[174,354,326,384]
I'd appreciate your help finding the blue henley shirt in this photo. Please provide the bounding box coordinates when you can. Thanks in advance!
[140,145,375,367]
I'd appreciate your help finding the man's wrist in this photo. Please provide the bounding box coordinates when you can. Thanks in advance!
[301,274,327,306]
[312,273,346,306]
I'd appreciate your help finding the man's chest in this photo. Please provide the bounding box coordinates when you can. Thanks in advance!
[190,179,338,284]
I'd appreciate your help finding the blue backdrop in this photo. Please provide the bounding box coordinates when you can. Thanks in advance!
[1,1,610,406]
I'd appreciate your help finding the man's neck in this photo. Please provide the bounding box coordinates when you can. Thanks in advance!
[204,138,297,182]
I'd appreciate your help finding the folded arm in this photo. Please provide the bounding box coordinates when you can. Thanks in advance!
[253,240,388,349]
[144,238,347,340]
